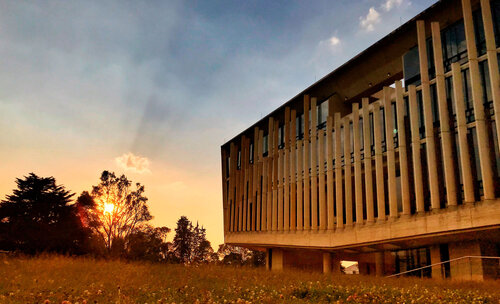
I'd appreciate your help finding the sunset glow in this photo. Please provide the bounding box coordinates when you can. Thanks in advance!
[103,202,114,215]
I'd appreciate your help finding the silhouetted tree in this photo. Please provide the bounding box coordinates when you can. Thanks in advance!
[173,216,193,263]
[216,244,265,267]
[191,223,214,263]
[0,173,89,254]
[127,225,171,261]
[87,171,152,251]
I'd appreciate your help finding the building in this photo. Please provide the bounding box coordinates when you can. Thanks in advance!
[220,0,500,280]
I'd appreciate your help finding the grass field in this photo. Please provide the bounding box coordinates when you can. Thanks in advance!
[1,255,499,303]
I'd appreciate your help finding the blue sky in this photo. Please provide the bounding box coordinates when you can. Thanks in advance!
[0,0,436,247]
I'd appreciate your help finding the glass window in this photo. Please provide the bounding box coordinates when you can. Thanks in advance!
[296,114,304,140]
[441,20,467,71]
[403,38,434,86]
[403,46,420,86]
[318,100,328,128]
[237,150,241,170]
[249,143,254,163]
[278,125,284,149]
[263,134,269,156]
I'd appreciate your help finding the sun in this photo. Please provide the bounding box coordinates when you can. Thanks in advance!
[103,202,114,215]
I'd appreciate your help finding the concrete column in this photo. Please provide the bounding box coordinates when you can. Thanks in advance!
[256,162,262,231]
[335,112,344,229]
[332,257,341,275]
[462,0,495,200]
[318,129,327,230]
[271,248,284,271]
[304,96,311,230]
[395,81,411,216]
[344,116,353,226]
[297,140,304,230]
[277,149,284,231]
[432,22,458,208]
[408,85,425,213]
[480,0,500,155]
[254,128,261,231]
[449,241,483,280]
[375,252,385,277]
[362,98,375,223]
[229,143,236,232]
[266,248,270,270]
[221,149,228,232]
[259,130,265,231]
[243,138,249,231]
[352,103,364,224]
[311,98,318,230]
[267,118,274,231]
[373,103,386,221]
[272,121,279,231]
[238,138,244,231]
[417,20,441,211]
[383,87,398,218]
[284,107,290,231]
[290,110,297,231]
[430,245,443,280]
[452,64,475,203]
[323,252,332,274]
[327,116,335,229]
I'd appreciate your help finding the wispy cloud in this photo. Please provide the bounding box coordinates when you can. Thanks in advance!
[115,152,151,174]
[359,7,381,32]
[318,35,341,51]
[382,0,404,11]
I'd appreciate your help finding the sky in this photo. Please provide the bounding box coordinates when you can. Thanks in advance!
[0,0,437,248]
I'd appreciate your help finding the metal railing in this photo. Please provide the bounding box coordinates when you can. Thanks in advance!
[387,256,500,279]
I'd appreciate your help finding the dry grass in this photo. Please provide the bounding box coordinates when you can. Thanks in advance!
[0,255,499,303]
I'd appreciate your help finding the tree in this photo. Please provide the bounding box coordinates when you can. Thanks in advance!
[191,223,214,263]
[87,171,152,251]
[126,225,171,262]
[216,244,265,267]
[0,173,89,254]
[172,216,215,264]
[173,216,193,263]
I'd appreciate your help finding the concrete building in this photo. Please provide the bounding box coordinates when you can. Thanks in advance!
[221,0,500,280]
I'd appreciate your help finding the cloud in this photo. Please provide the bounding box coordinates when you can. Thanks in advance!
[115,152,151,174]
[359,7,381,32]
[381,0,404,11]
[328,36,341,46]
[318,35,341,51]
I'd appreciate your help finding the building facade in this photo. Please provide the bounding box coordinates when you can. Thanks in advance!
[221,0,500,280]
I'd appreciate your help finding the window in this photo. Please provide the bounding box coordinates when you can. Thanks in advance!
[249,143,254,164]
[403,38,434,86]
[296,114,304,140]
[318,100,328,129]
[278,125,284,149]
[393,247,432,278]
[263,134,269,156]
[237,150,241,170]
[441,20,467,71]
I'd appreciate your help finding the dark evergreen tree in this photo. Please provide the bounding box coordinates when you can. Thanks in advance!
[173,216,193,263]
[0,173,90,254]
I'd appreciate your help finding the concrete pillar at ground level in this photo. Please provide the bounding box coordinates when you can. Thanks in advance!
[375,252,385,277]
[266,248,271,271]
[448,241,483,280]
[271,248,284,271]
[430,245,443,280]
[332,257,341,274]
[323,252,332,274]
